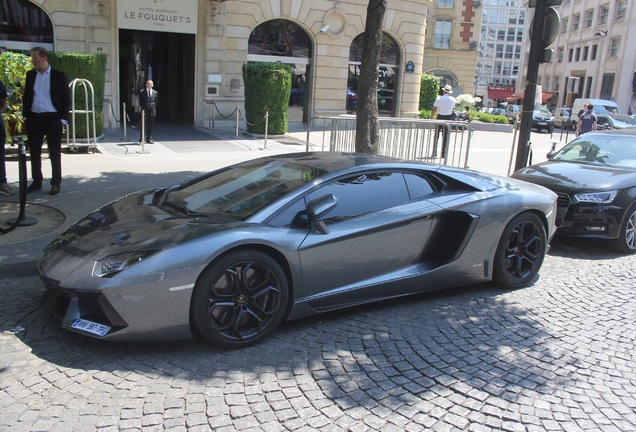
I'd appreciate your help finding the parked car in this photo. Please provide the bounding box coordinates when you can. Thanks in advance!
[512,129,636,254]
[505,104,522,124]
[514,105,555,133]
[596,114,636,130]
[38,152,557,349]
[569,98,622,130]
[553,107,572,129]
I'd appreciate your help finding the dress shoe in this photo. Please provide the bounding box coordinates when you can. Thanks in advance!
[50,184,61,195]
[147,140,154,143]
[26,183,42,193]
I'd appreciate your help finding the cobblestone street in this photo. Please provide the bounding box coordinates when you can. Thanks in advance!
[2,236,635,431]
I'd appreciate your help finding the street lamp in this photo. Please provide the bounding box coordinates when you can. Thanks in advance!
[592,30,608,97]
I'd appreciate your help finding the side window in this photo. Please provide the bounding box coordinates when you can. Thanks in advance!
[307,172,410,224]
[267,198,308,228]
[404,173,436,200]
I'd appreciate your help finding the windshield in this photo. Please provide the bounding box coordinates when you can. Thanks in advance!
[537,106,551,116]
[612,116,636,128]
[551,134,636,169]
[164,159,328,220]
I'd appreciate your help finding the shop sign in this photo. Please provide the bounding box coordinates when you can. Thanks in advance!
[117,0,197,34]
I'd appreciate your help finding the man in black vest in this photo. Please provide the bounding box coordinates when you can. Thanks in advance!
[23,46,70,196]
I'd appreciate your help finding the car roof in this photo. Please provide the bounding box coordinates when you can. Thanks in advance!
[579,129,636,137]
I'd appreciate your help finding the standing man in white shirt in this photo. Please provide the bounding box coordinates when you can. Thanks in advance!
[23,46,70,196]
[431,84,456,158]
[139,80,158,144]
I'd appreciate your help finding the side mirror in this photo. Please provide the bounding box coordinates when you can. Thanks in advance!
[307,194,338,234]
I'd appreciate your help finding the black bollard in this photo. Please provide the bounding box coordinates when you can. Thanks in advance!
[7,136,37,226]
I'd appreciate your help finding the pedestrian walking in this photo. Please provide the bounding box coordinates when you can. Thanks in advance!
[576,104,597,136]
[23,46,70,196]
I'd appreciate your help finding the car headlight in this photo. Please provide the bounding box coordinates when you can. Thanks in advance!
[574,191,617,204]
[93,250,158,278]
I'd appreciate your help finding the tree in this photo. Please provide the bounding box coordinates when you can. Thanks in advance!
[355,0,387,154]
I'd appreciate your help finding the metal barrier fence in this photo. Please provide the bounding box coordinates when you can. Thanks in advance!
[305,116,473,168]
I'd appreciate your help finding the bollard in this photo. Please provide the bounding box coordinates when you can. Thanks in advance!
[7,136,37,226]
[123,102,127,140]
[264,111,269,149]
[137,110,150,154]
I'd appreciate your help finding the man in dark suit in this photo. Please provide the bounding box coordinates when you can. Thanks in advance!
[139,80,157,143]
[23,46,70,195]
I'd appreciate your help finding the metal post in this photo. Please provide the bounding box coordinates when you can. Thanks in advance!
[7,136,37,226]
[235,104,240,137]
[264,111,269,149]
[137,110,149,154]
[123,102,127,140]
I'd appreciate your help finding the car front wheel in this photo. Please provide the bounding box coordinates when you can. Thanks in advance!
[493,213,547,288]
[191,250,289,349]
[611,203,636,254]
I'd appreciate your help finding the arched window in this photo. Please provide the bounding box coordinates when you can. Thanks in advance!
[348,33,400,115]
[248,20,312,118]
[0,0,54,51]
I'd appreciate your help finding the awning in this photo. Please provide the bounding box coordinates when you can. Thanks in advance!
[487,87,515,100]
[507,91,556,103]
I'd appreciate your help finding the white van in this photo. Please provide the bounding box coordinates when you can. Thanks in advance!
[570,98,621,129]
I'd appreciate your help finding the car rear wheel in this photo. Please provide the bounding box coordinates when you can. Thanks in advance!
[611,203,636,254]
[493,213,547,288]
[191,250,289,349]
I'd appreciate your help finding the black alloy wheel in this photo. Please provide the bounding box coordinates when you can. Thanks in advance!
[493,213,547,288]
[191,250,288,349]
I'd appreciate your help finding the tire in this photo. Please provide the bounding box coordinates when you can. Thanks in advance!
[191,250,289,349]
[611,203,636,254]
[493,213,547,288]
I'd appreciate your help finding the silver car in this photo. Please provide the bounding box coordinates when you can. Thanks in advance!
[38,152,558,349]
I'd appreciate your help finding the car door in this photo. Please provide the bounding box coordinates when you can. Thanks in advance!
[297,170,442,301]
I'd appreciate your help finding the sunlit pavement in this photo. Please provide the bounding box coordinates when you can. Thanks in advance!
[2,124,634,431]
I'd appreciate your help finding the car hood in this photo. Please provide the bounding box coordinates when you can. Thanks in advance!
[44,189,251,261]
[512,161,636,193]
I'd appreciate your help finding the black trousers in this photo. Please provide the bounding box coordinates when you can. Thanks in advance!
[26,114,63,186]
[434,114,455,157]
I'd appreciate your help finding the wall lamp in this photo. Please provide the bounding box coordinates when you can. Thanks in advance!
[473,0,482,7]
[594,30,608,37]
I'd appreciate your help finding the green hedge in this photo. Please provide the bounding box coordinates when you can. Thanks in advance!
[242,62,291,135]
[419,74,440,111]
[50,52,107,138]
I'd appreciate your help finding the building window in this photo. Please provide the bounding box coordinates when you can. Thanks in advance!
[575,47,581,62]
[555,76,560,92]
[600,73,615,100]
[599,4,609,25]
[495,44,504,58]
[609,37,620,57]
[505,45,513,59]
[584,10,594,28]
[572,14,580,31]
[585,77,592,98]
[434,19,452,49]
[591,44,598,60]
[568,48,573,62]
[615,1,626,20]
[437,0,454,8]
[561,17,568,34]
[583,46,589,61]
[544,76,550,92]
[557,47,564,62]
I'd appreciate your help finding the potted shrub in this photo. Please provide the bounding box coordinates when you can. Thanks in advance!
[0,51,31,142]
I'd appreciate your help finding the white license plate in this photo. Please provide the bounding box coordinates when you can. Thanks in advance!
[538,122,547,125]
[71,318,111,337]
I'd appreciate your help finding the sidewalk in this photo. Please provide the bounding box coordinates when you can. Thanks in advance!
[0,120,565,261]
